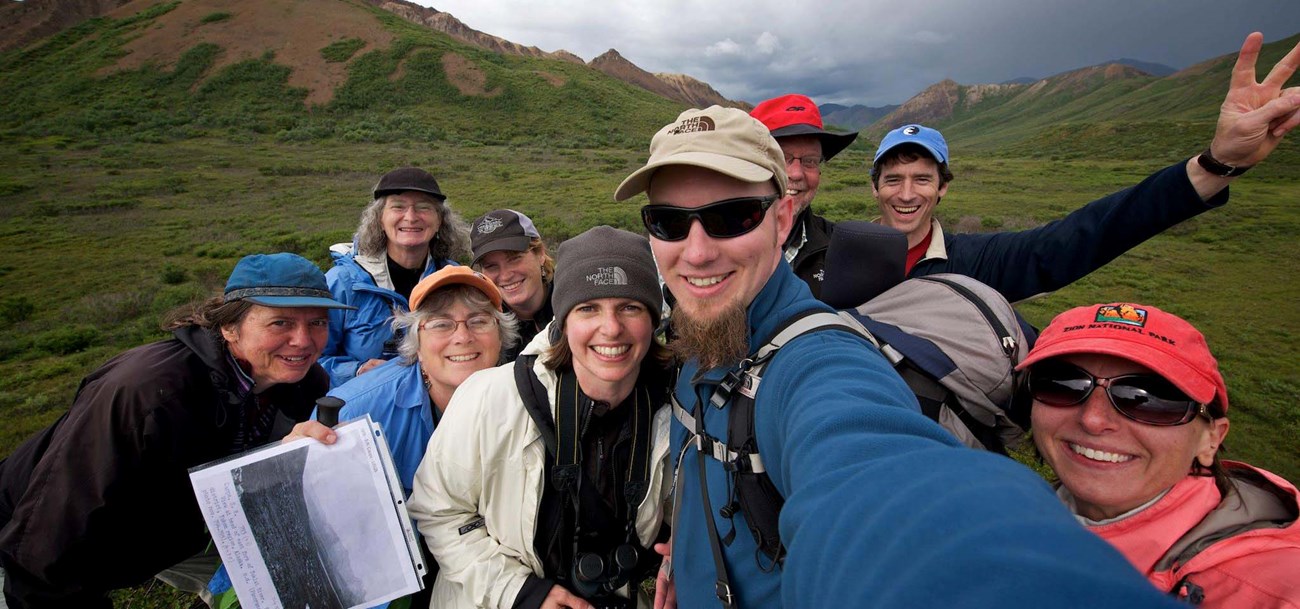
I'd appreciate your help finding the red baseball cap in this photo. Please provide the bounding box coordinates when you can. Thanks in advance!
[1017,303,1229,413]
[750,94,859,161]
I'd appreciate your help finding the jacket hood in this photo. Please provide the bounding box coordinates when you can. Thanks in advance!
[173,325,230,375]
[1161,463,1300,573]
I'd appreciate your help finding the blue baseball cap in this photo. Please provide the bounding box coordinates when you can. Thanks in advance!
[873,124,949,167]
[223,253,355,310]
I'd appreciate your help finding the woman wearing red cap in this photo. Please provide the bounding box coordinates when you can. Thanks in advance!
[1020,303,1300,608]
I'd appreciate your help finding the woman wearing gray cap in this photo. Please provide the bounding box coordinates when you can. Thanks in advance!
[320,167,471,387]
[0,253,352,609]
[408,226,672,609]
[469,209,556,360]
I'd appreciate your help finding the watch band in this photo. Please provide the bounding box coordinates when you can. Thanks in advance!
[1196,148,1251,177]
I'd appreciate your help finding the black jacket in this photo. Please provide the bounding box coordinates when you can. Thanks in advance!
[786,208,835,300]
[0,326,327,608]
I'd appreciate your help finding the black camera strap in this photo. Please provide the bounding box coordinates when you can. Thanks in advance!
[513,356,656,589]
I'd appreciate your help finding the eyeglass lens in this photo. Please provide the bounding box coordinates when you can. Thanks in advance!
[641,195,776,242]
[1029,361,1200,426]
[422,316,497,335]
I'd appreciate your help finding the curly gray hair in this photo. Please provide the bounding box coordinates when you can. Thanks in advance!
[355,195,471,262]
[390,284,519,366]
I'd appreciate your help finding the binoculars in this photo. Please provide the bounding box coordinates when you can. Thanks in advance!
[569,543,638,607]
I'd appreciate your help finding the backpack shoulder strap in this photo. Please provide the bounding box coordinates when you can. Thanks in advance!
[513,354,557,457]
[682,308,876,574]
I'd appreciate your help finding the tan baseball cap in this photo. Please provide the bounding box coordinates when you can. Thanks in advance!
[614,106,788,201]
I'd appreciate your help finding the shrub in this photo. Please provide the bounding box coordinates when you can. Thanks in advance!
[200,12,232,25]
[321,38,367,63]
[35,326,100,355]
[160,263,187,285]
[0,297,34,326]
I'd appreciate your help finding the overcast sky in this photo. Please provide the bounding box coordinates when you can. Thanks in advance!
[412,0,1300,107]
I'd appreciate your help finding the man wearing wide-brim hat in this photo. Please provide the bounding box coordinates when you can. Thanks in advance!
[749,94,858,299]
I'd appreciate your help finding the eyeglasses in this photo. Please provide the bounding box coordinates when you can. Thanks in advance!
[784,154,824,170]
[641,195,778,242]
[1028,360,1210,426]
[420,315,498,336]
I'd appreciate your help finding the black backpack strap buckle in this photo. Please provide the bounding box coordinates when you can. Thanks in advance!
[715,581,735,609]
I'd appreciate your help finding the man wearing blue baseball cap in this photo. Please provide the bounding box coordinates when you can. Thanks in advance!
[870,32,1300,304]
[0,253,352,608]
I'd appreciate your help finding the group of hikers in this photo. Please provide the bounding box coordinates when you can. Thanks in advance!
[0,31,1298,609]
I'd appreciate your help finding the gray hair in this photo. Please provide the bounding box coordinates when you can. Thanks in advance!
[391,284,519,366]
[355,195,471,262]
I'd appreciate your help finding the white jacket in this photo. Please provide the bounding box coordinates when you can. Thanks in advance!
[406,330,673,609]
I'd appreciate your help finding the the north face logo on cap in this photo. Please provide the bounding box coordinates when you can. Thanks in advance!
[904,126,920,135]
[1095,304,1147,326]
[667,116,716,135]
[586,266,628,286]
[785,106,806,112]
[477,216,503,234]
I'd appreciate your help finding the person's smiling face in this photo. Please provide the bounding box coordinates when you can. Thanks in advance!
[222,306,330,390]
[1031,353,1228,521]
[647,165,793,325]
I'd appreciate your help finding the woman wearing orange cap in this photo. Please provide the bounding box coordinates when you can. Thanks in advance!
[326,266,517,496]
[1020,302,1300,608]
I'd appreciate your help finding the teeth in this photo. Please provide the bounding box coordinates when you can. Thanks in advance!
[892,205,920,214]
[447,354,479,362]
[593,345,629,357]
[501,280,523,291]
[283,356,307,362]
[686,275,725,287]
[786,189,800,196]
[1070,443,1132,464]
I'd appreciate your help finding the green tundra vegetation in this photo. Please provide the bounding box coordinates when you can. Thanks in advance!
[0,10,1296,605]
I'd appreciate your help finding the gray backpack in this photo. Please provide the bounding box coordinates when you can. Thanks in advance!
[849,272,1030,452]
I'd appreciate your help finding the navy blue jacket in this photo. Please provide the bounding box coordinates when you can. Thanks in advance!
[910,160,1227,303]
[669,262,1183,608]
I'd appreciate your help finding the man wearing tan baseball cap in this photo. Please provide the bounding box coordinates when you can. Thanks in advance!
[617,106,1185,609]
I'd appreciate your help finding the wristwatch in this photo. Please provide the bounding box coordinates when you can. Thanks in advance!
[1196,148,1251,177]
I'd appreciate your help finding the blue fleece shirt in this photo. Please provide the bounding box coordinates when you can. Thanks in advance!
[669,262,1181,608]
[911,160,1228,303]
[327,358,437,495]
[321,252,455,387]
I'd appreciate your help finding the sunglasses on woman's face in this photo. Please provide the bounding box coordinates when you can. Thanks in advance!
[640,194,778,242]
[1028,360,1210,426]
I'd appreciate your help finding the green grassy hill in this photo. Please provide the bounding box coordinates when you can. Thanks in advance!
[871,33,1300,163]
[0,0,683,147]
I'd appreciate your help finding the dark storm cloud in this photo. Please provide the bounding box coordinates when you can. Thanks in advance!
[418,0,1300,107]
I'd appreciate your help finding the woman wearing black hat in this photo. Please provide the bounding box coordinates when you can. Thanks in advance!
[408,226,672,609]
[0,253,353,609]
[320,167,471,387]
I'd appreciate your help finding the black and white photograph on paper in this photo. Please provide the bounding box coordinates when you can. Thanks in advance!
[190,416,424,609]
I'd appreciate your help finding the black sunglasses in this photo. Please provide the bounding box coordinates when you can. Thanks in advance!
[641,195,778,242]
[1028,360,1209,426]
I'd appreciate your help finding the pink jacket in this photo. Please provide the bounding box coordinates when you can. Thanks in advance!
[1089,462,1300,608]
